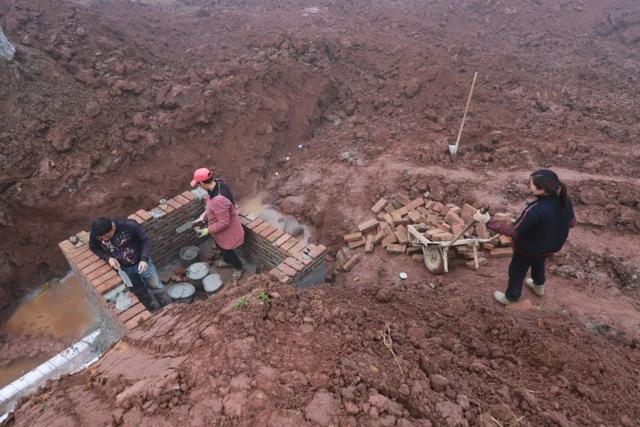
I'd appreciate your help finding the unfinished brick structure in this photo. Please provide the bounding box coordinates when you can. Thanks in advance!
[58,189,327,334]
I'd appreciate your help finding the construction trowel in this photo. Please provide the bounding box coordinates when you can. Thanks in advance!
[175,218,205,234]
[118,268,134,288]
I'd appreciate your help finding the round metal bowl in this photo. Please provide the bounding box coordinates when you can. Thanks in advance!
[167,282,196,304]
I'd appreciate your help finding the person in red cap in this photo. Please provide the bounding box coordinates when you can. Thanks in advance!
[191,168,245,280]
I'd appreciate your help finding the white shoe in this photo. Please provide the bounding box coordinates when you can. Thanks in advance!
[232,268,245,280]
[494,291,516,305]
[525,278,545,296]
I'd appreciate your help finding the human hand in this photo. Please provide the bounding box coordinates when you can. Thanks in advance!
[108,257,120,269]
[197,211,207,223]
[138,260,148,273]
[473,210,491,224]
[195,227,209,238]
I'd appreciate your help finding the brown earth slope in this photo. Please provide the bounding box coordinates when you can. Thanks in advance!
[8,275,640,426]
[1,0,639,310]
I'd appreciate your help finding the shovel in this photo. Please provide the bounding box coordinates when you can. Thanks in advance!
[449,71,478,156]
[117,267,134,288]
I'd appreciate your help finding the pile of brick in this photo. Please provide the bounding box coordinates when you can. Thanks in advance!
[336,194,515,272]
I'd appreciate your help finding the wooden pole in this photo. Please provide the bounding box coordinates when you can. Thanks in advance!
[452,72,478,153]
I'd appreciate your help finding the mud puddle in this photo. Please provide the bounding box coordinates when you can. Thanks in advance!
[0,274,97,388]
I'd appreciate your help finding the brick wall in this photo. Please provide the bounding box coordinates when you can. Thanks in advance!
[236,214,327,288]
[58,188,328,335]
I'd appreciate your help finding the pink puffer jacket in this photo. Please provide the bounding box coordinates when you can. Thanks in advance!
[206,195,245,250]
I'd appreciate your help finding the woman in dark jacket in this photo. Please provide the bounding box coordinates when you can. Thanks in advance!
[485,169,576,304]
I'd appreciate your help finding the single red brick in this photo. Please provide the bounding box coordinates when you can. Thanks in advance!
[87,264,113,280]
[364,234,374,253]
[125,310,151,330]
[306,244,327,258]
[276,262,297,277]
[266,228,285,243]
[490,248,513,258]
[167,198,182,209]
[93,270,118,286]
[405,197,425,210]
[344,232,363,242]
[97,275,123,294]
[69,245,90,261]
[253,222,270,234]
[274,233,292,247]
[58,240,75,254]
[76,254,100,269]
[373,231,386,244]
[288,241,307,257]
[386,244,406,254]
[371,198,388,214]
[357,219,379,233]
[173,194,191,206]
[118,303,146,322]
[280,238,299,251]
[341,254,362,272]
[269,268,291,284]
[136,209,153,221]
[181,190,196,201]
[247,219,264,230]
[348,238,366,249]
[127,213,144,225]
[407,210,422,223]
[258,224,277,238]
[82,259,106,275]
[284,257,304,272]
[158,203,175,214]
[381,234,397,248]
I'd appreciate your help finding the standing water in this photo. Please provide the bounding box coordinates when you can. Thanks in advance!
[0,274,96,388]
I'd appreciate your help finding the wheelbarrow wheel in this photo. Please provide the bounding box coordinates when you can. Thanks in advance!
[423,246,445,274]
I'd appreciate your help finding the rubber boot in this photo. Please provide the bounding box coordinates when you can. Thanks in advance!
[150,287,171,307]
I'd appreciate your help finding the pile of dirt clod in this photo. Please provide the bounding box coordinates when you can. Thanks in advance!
[7,275,639,426]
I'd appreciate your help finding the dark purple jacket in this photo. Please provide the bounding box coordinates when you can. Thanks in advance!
[89,219,151,266]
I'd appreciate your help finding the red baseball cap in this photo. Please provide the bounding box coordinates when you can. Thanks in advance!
[190,168,213,187]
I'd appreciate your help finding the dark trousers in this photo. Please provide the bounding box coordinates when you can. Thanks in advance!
[221,248,243,270]
[506,252,547,301]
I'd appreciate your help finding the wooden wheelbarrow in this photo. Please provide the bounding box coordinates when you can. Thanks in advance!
[407,208,499,274]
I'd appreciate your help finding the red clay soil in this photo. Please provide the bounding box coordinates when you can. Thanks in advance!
[7,275,640,426]
[1,0,639,309]
[2,0,640,424]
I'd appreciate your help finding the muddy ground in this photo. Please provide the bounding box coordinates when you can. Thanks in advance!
[1,0,640,424]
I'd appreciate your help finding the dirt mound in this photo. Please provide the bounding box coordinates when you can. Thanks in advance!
[7,274,639,426]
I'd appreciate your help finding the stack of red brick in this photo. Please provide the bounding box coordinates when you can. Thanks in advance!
[236,209,327,286]
[337,193,515,271]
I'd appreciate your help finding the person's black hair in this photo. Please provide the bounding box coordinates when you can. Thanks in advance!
[91,217,113,237]
[530,169,568,210]
[200,176,214,185]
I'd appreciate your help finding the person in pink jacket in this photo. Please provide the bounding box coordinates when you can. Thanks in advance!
[191,168,245,280]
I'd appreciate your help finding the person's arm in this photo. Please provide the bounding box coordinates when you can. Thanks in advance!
[130,222,151,262]
[89,233,110,261]
[207,196,232,234]
[487,206,539,239]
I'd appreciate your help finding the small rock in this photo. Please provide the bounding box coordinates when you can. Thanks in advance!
[456,394,470,411]
[490,403,515,422]
[403,78,423,98]
[305,391,339,426]
[435,401,466,427]
[429,374,449,392]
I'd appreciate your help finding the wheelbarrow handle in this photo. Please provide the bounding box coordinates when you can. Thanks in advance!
[446,206,490,247]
